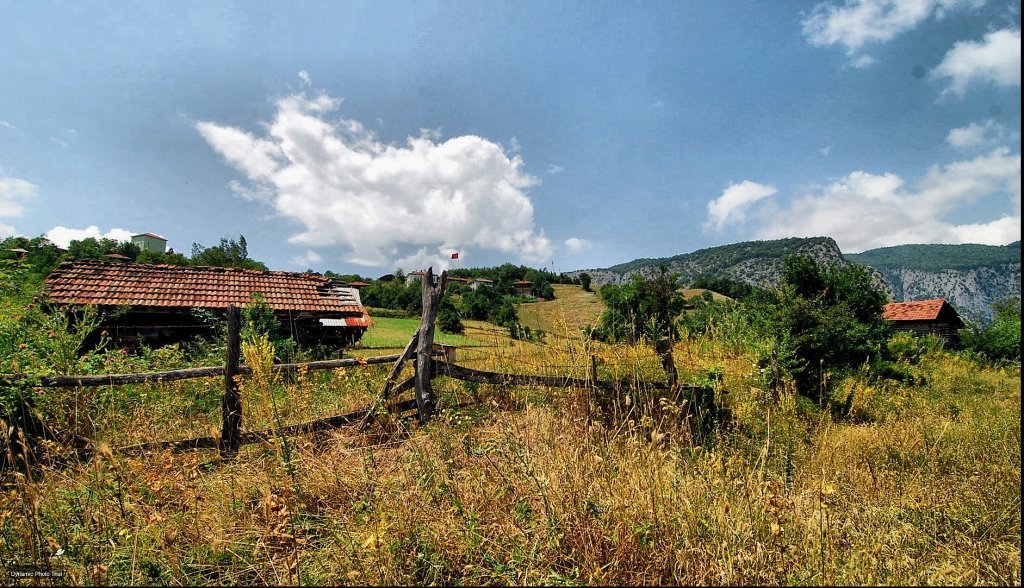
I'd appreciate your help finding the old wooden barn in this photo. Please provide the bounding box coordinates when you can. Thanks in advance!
[44,260,372,349]
[882,298,964,343]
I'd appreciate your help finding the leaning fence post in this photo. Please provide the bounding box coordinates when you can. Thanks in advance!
[220,305,242,457]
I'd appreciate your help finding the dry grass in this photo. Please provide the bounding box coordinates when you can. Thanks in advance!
[2,328,1020,585]
[516,284,605,337]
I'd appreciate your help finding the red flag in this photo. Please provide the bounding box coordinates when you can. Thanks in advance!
[451,252,459,260]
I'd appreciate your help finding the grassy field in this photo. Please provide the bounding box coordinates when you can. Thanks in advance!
[356,316,484,350]
[516,284,605,337]
[2,297,1020,585]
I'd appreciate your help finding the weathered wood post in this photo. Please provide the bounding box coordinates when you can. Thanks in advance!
[414,267,448,423]
[220,305,242,457]
[656,334,678,393]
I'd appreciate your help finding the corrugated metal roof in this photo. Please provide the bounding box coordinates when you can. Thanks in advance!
[44,260,371,320]
[883,299,947,321]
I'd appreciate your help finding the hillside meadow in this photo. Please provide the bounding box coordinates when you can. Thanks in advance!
[0,285,1020,585]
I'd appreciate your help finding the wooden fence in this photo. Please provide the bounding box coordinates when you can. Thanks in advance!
[2,267,712,467]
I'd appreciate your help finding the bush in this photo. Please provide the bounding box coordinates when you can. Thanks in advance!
[593,267,685,343]
[762,255,891,401]
[959,297,1021,362]
[437,299,464,334]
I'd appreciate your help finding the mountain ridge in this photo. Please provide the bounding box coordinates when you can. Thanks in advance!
[567,238,1021,323]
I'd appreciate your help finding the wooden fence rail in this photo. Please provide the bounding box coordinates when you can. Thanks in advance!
[4,268,712,466]
[0,352,432,389]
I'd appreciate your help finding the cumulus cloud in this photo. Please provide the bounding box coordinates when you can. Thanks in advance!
[704,180,778,231]
[0,176,38,219]
[45,226,134,248]
[298,70,312,86]
[801,0,982,63]
[933,29,1021,96]
[196,88,552,269]
[753,147,1021,251]
[563,237,592,252]
[946,119,1006,149]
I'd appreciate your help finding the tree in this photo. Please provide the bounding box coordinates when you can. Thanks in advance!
[191,235,267,271]
[437,297,464,334]
[959,297,1021,361]
[579,272,592,292]
[594,266,685,343]
[767,255,890,401]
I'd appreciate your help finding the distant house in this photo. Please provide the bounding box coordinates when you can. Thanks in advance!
[447,276,470,286]
[512,280,533,296]
[470,277,493,290]
[378,274,396,282]
[406,270,427,284]
[103,253,132,262]
[131,232,167,254]
[347,281,371,289]
[44,260,372,349]
[883,298,964,343]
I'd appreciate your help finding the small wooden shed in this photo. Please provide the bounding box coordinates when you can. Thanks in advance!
[882,298,964,343]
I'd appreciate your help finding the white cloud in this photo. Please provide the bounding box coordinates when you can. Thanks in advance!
[45,226,135,248]
[752,147,1021,251]
[290,249,322,268]
[821,145,833,156]
[547,164,565,175]
[946,119,1006,149]
[653,100,665,108]
[0,120,11,129]
[0,223,16,239]
[298,70,312,86]
[933,28,1021,96]
[0,176,38,219]
[563,237,592,252]
[704,180,778,231]
[851,54,877,68]
[196,89,552,269]
[801,0,982,63]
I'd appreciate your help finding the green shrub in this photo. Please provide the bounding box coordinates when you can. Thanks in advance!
[959,297,1021,362]
[762,255,891,401]
[437,299,464,334]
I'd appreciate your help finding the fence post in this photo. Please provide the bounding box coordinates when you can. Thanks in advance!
[220,305,242,457]
[415,267,448,423]
[656,335,678,393]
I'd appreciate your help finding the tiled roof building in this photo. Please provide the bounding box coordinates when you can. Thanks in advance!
[44,260,371,347]
[882,298,964,343]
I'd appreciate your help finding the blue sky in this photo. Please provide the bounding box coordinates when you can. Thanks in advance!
[1,1,1020,275]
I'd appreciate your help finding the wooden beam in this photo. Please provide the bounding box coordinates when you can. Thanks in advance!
[0,351,445,388]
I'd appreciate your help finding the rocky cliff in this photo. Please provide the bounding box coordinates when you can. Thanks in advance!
[569,238,1020,323]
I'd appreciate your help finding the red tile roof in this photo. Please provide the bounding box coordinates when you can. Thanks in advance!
[44,260,370,320]
[882,299,947,321]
